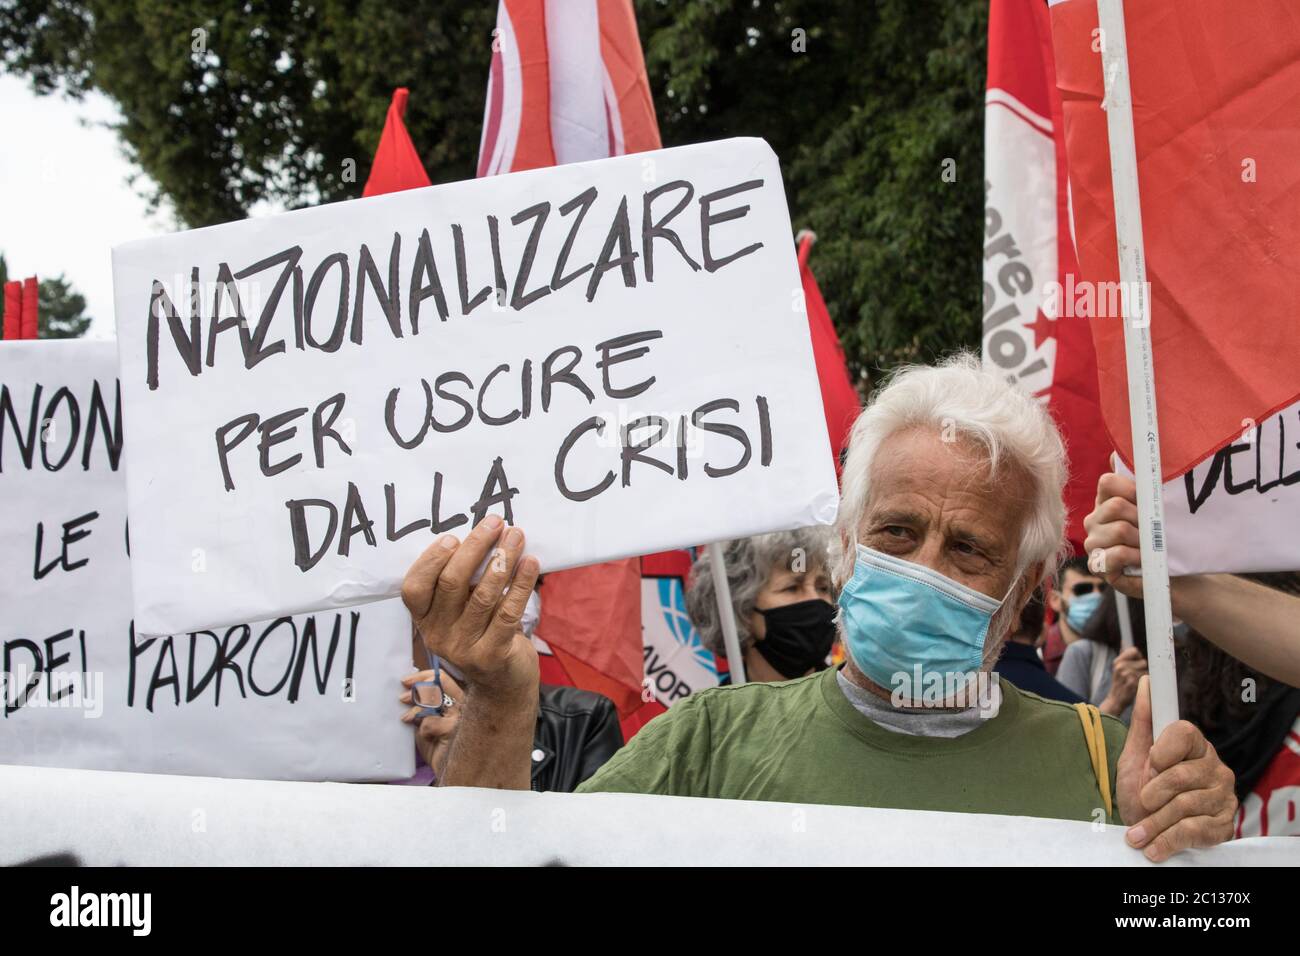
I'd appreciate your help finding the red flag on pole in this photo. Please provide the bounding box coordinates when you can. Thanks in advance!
[478,0,662,733]
[982,0,1111,553]
[20,277,39,340]
[2,282,21,340]
[1050,0,1300,481]
[362,88,432,197]
[797,233,859,469]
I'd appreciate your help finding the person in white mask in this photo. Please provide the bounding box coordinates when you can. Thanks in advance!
[399,353,1237,862]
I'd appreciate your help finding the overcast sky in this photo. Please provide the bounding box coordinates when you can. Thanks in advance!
[0,74,173,338]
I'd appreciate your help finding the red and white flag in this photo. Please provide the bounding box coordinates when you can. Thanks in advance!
[982,0,1110,553]
[478,0,662,732]
[1050,0,1300,483]
[478,0,661,177]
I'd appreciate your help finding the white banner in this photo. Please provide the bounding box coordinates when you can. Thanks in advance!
[1118,399,1300,575]
[0,340,413,781]
[982,85,1059,394]
[1,762,1293,867]
[111,137,839,635]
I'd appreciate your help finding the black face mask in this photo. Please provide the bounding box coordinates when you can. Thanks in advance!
[754,599,838,679]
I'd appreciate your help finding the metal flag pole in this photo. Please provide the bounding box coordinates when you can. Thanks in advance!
[706,541,747,685]
[1096,0,1178,734]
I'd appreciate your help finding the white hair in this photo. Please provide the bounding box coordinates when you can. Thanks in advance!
[832,352,1068,590]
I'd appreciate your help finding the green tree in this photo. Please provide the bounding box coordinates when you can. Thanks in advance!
[0,253,93,338]
[0,0,986,379]
[38,275,94,338]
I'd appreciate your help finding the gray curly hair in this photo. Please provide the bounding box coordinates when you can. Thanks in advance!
[686,527,834,659]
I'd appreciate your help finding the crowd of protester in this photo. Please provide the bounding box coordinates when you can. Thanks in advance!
[397,353,1300,853]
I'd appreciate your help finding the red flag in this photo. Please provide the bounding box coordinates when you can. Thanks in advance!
[1051,0,1300,481]
[983,0,1111,553]
[797,234,859,468]
[2,282,21,340]
[20,277,39,340]
[362,88,432,197]
[478,0,661,723]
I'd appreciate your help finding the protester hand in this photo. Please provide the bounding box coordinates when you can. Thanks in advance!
[1083,472,1145,600]
[401,516,540,700]
[1099,646,1147,717]
[1116,676,1237,861]
[400,669,465,775]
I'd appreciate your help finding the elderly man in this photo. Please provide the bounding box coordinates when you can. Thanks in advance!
[401,355,1237,862]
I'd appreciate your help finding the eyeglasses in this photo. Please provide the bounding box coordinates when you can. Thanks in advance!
[1070,581,1108,597]
[411,644,448,719]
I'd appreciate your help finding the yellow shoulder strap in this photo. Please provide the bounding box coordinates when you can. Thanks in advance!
[1074,702,1113,821]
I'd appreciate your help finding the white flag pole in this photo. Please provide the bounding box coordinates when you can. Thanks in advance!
[1095,0,1178,734]
[1116,591,1135,651]
[706,542,748,685]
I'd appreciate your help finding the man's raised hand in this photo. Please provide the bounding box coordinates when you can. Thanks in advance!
[401,515,540,699]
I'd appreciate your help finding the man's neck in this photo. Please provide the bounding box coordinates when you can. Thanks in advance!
[841,658,895,701]
[841,658,993,713]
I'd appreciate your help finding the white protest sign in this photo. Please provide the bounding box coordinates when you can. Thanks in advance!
[112,137,839,635]
[3,763,1296,866]
[0,340,413,781]
[1116,399,1300,575]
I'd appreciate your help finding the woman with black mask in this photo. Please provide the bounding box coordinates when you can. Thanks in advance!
[686,528,837,683]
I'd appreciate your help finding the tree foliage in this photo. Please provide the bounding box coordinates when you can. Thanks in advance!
[0,0,986,379]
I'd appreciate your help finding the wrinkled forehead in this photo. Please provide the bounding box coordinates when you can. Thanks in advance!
[862,426,1034,537]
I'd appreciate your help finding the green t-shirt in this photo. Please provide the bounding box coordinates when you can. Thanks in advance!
[577,667,1127,824]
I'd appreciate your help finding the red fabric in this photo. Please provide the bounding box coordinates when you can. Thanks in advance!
[986,0,1053,118]
[596,0,662,154]
[538,645,666,741]
[1031,0,1108,554]
[2,282,21,340]
[1042,622,1066,677]
[1052,0,1300,481]
[20,276,38,339]
[640,549,692,579]
[535,557,644,717]
[797,235,859,469]
[362,88,432,197]
[488,0,557,174]
[1235,720,1300,837]
[986,0,1110,554]
[480,0,662,721]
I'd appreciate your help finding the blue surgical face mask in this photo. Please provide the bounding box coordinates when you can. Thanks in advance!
[837,545,1005,693]
[1066,590,1103,635]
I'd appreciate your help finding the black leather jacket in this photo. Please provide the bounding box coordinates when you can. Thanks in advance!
[530,684,624,792]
